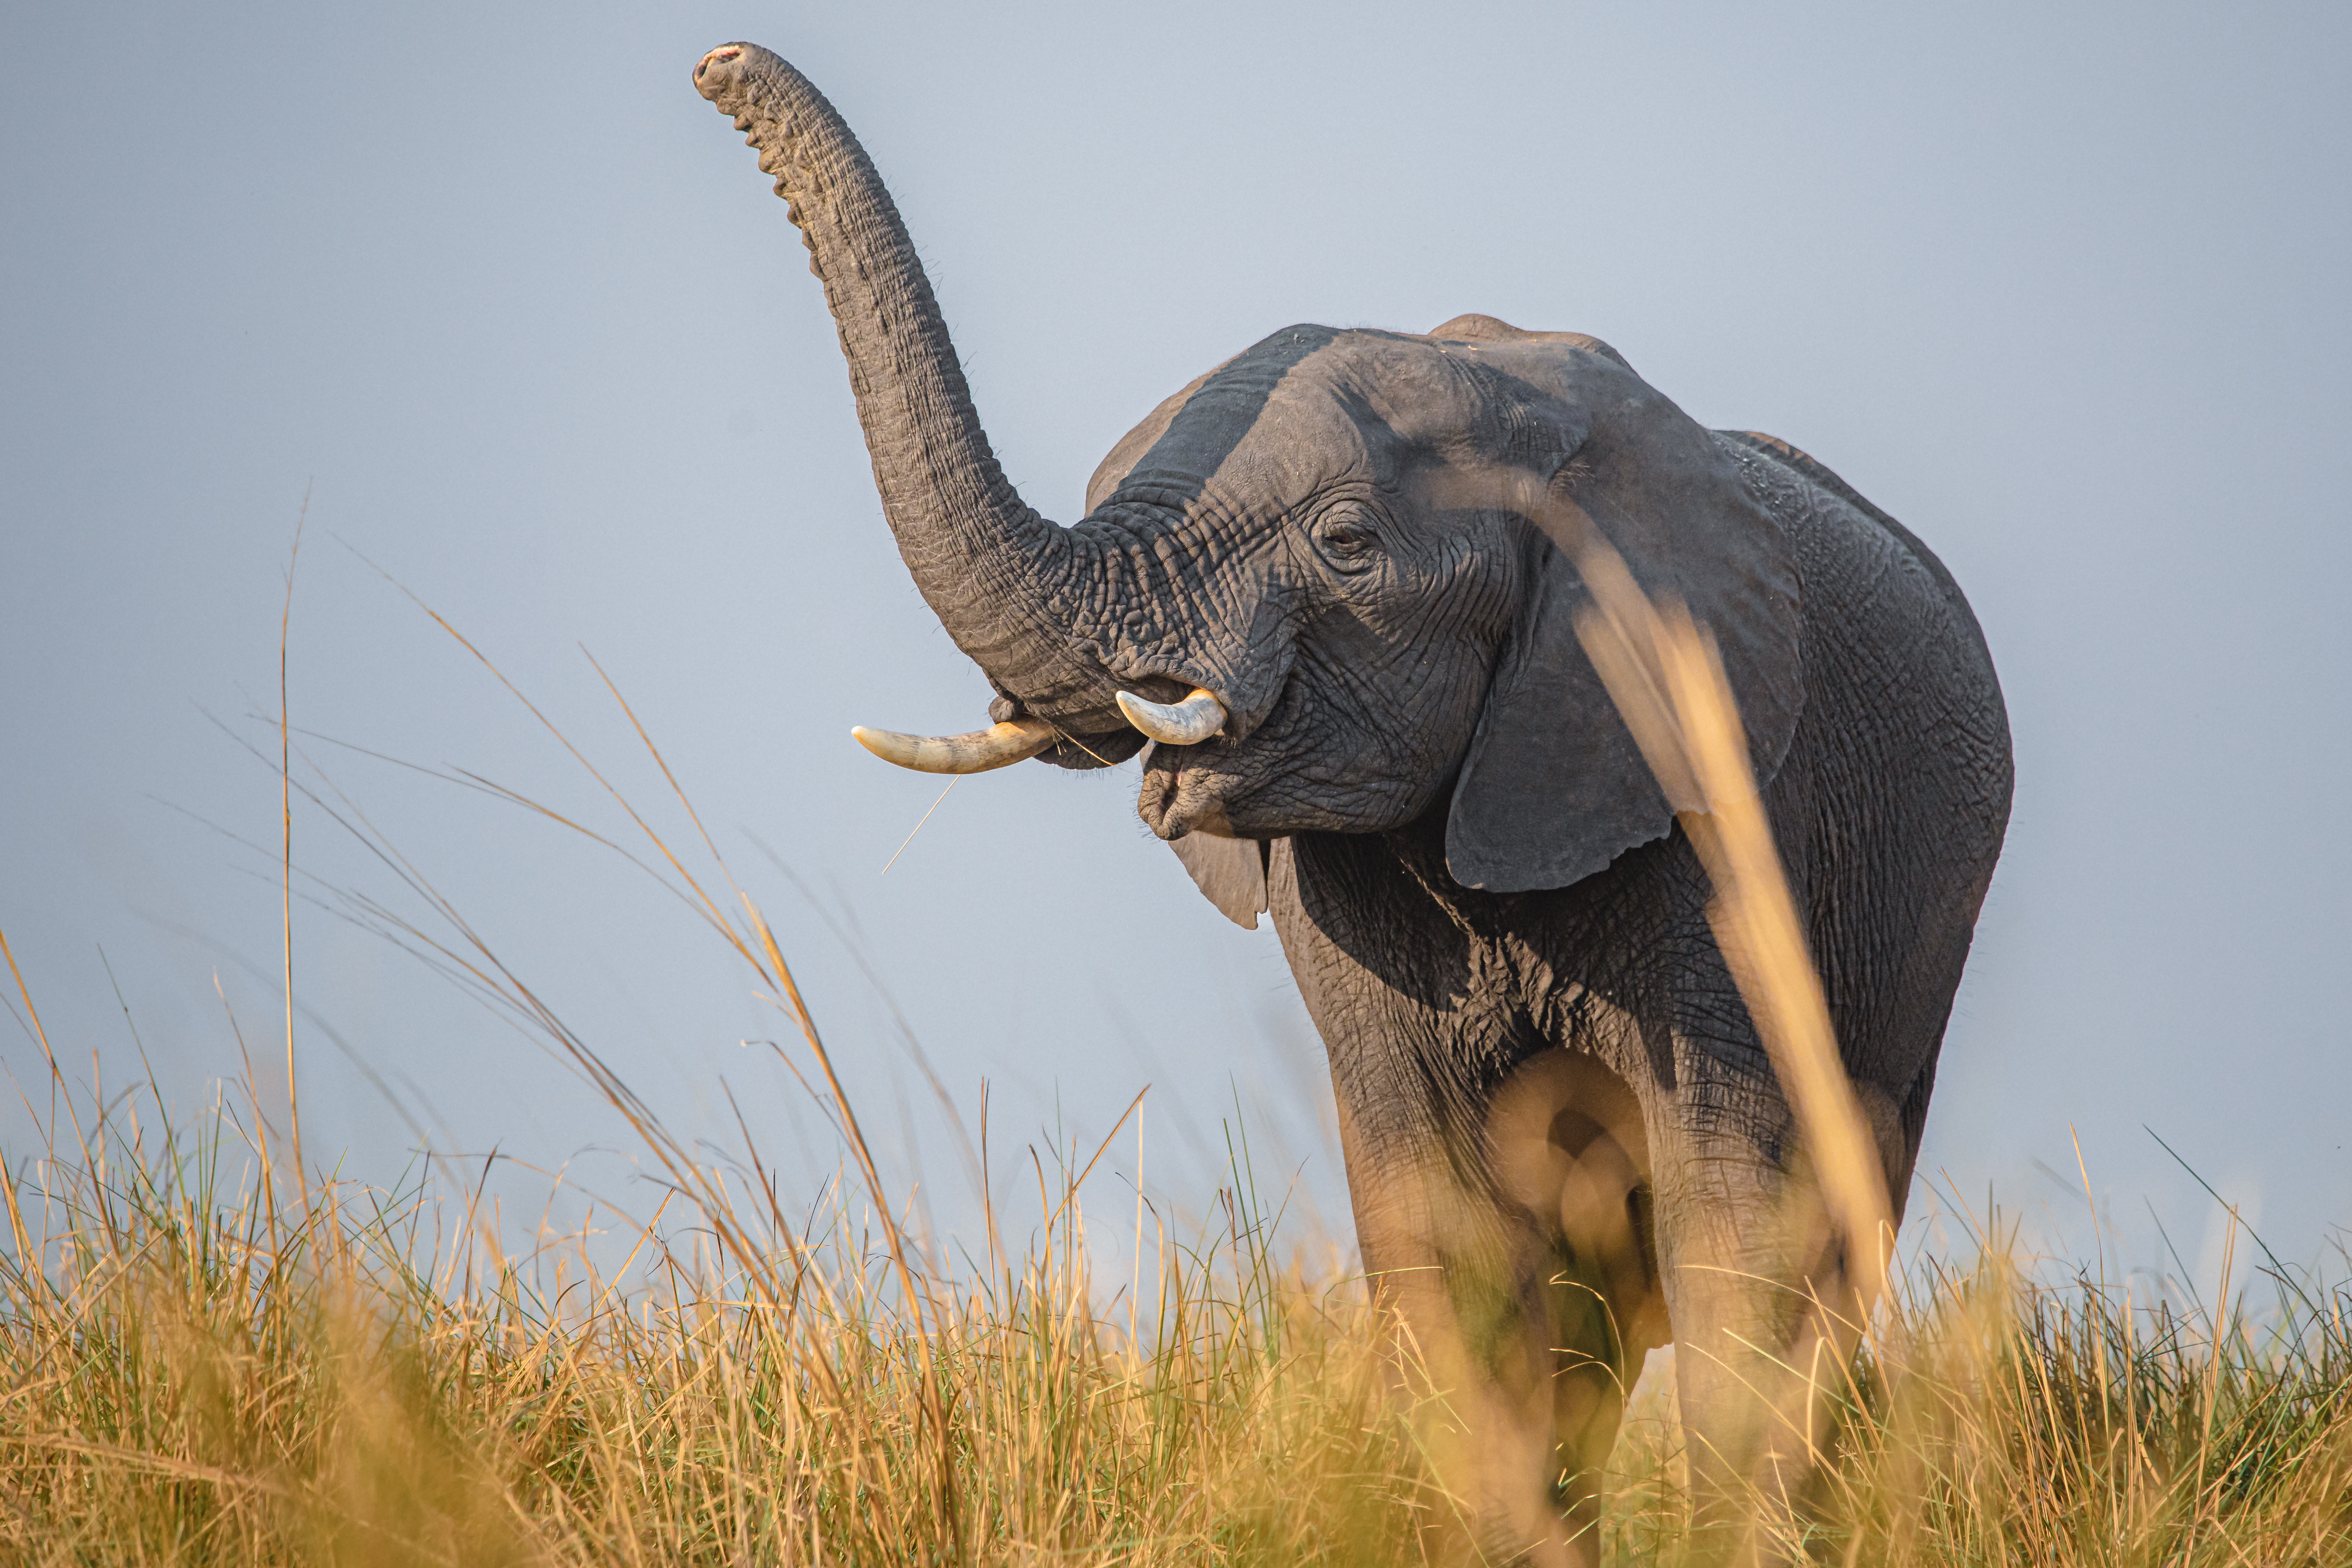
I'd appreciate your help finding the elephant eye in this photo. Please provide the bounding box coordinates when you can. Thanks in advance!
[1314,514,1382,569]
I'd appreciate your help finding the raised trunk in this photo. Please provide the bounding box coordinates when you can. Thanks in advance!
[694,44,1123,721]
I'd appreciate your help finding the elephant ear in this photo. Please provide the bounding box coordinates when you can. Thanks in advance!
[1169,833,1272,929]
[1443,347,1804,893]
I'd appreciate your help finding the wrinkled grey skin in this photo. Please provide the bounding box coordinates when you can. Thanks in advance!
[696,42,2011,1564]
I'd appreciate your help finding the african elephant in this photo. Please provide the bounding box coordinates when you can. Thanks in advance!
[694,42,2011,1566]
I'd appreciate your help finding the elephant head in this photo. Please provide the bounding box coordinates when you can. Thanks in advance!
[696,44,1803,908]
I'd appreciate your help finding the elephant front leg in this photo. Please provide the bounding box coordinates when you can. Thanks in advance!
[1335,1072,1669,1568]
[1342,1120,1587,1566]
[1271,839,1659,1568]
[1647,1070,1875,1566]
[1487,1047,1673,1560]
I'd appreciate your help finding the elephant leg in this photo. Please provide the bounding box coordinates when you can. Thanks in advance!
[1272,838,1666,1567]
[1488,1049,1673,1562]
[1322,1057,1583,1565]
[1645,1058,1872,1566]
[1366,1130,1578,1566]
[1268,838,1559,1562]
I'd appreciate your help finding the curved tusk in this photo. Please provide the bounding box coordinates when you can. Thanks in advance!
[1116,686,1227,746]
[851,716,1058,774]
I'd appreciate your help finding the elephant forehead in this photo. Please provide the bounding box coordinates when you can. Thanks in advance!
[1097,329,1489,512]
[1196,395,1382,505]
[1103,370,1366,512]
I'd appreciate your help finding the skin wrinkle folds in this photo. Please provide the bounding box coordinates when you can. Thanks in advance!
[698,45,2013,1564]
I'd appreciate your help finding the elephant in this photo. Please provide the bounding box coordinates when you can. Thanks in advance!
[694,41,2012,1566]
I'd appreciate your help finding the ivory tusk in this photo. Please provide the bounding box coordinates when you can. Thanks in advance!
[1116,686,1226,746]
[850,716,1058,774]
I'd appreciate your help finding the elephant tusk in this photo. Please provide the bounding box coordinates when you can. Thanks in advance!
[851,717,1058,774]
[1116,687,1226,746]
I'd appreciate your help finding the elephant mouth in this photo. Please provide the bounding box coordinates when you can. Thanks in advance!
[1136,741,1240,839]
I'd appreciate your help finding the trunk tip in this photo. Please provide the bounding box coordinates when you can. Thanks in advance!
[693,41,766,104]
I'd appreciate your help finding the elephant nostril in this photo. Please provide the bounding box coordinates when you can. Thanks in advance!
[696,45,742,82]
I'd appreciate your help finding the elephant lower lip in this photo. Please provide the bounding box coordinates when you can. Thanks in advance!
[1138,745,1236,839]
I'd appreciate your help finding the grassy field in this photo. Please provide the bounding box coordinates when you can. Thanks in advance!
[3,1009,2349,1565]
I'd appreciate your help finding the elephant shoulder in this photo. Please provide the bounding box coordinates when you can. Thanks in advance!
[1715,431,2004,680]
[1714,431,1974,621]
[1715,430,2011,809]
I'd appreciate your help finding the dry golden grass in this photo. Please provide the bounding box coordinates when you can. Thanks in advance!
[3,1034,2348,1565]
[0,1057,1442,1566]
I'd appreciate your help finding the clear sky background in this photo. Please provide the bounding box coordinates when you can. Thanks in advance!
[4,1,2348,1287]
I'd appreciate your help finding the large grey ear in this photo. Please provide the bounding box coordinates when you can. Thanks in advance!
[1444,350,1804,893]
[1168,833,1271,929]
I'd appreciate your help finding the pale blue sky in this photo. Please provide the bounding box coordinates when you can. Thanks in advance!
[4,1,2348,1282]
